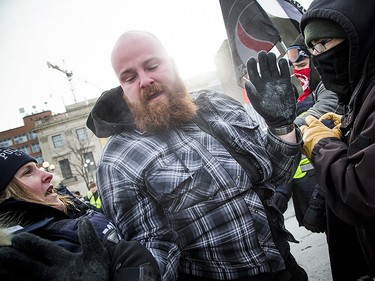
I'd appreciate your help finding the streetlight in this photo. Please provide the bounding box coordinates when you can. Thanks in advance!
[40,161,55,172]
[84,159,95,181]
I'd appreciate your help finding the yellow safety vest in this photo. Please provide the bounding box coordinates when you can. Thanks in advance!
[86,191,102,209]
[293,157,314,179]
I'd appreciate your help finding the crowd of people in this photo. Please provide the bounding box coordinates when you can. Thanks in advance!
[0,0,374,280]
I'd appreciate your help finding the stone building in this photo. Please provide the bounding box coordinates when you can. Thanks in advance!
[34,98,105,195]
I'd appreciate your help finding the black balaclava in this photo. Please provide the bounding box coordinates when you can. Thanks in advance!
[312,40,351,103]
[304,18,349,102]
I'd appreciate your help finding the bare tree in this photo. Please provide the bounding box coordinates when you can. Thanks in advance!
[57,129,96,190]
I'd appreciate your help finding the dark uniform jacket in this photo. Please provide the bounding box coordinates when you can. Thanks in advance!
[0,197,160,281]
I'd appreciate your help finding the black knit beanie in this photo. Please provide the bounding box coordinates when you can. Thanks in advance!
[0,147,36,193]
[304,19,346,47]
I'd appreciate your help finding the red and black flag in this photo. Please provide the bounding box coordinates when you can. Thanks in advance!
[219,0,281,85]
[259,0,304,48]
[219,0,304,86]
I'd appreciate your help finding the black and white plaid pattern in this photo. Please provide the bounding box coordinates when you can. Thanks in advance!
[97,90,301,280]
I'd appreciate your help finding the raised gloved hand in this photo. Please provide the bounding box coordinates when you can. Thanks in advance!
[300,113,342,158]
[272,192,289,213]
[245,51,297,135]
[303,190,327,233]
[0,218,110,281]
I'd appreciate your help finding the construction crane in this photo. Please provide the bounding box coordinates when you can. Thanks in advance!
[47,61,77,102]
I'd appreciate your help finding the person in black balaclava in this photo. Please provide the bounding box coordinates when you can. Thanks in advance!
[300,0,375,280]
[273,33,343,234]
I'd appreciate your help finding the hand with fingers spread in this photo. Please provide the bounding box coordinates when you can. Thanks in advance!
[0,218,110,281]
[245,51,297,135]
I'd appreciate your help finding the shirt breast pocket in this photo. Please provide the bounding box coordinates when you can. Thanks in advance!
[144,148,220,211]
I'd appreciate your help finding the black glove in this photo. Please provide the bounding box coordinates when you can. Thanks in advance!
[245,51,297,129]
[0,218,110,281]
[303,192,326,233]
[108,240,161,281]
[272,192,289,213]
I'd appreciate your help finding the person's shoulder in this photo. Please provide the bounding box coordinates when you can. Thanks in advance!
[191,89,241,106]
[0,198,70,228]
[315,81,331,95]
[191,88,229,98]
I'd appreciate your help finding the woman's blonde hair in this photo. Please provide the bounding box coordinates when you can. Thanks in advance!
[0,178,73,213]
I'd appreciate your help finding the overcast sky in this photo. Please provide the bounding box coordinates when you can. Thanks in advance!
[0,0,311,132]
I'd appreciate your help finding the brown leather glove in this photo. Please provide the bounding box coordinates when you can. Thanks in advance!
[319,112,343,126]
[300,113,342,158]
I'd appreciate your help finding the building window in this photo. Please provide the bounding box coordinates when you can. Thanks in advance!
[35,155,43,164]
[28,131,38,140]
[0,138,13,147]
[31,142,41,153]
[19,145,31,154]
[59,159,73,179]
[52,134,64,148]
[14,134,27,144]
[76,127,88,140]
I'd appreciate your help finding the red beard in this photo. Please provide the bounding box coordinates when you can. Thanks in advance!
[125,79,197,133]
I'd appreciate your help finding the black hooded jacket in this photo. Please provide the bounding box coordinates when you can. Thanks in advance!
[87,86,135,138]
[300,0,375,275]
[300,0,375,227]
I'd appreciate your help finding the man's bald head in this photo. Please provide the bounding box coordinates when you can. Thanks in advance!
[111,30,170,74]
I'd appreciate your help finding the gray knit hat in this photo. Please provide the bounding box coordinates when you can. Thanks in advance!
[0,147,36,193]
[304,19,346,47]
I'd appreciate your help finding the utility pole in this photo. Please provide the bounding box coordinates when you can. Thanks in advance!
[47,61,77,103]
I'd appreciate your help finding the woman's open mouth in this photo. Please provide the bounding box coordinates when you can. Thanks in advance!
[45,186,55,196]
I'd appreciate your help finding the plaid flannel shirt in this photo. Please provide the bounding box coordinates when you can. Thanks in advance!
[97,90,301,281]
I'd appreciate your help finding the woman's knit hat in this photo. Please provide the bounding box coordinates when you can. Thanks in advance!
[304,18,346,47]
[0,147,36,193]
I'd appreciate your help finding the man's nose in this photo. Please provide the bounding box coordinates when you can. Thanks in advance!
[139,71,154,88]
